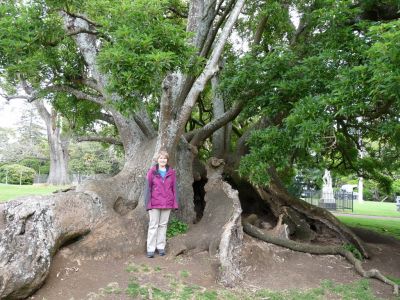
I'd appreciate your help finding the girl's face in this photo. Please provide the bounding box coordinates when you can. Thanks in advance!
[157,155,168,167]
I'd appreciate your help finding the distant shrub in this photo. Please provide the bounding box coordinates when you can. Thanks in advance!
[0,164,36,185]
[392,180,400,199]
[19,158,50,175]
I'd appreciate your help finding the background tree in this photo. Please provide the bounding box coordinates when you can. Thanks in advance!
[69,141,124,176]
[0,107,48,165]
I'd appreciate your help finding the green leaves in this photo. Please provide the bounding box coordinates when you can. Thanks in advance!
[92,0,193,111]
[233,1,400,189]
[367,20,400,103]
[0,2,77,87]
[166,218,188,238]
[0,164,36,185]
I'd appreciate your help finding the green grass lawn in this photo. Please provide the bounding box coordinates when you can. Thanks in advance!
[337,216,400,240]
[0,184,71,202]
[351,201,400,217]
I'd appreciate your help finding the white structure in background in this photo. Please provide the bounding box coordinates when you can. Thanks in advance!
[357,177,364,202]
[341,184,358,193]
[322,169,336,209]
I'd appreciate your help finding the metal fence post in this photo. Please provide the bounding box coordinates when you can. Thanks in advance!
[351,192,354,212]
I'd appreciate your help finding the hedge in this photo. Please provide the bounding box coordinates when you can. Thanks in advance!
[0,164,36,185]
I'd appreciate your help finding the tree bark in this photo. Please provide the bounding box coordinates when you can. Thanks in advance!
[0,192,99,299]
[211,74,227,158]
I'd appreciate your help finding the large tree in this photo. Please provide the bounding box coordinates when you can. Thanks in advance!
[0,0,246,298]
[0,0,399,298]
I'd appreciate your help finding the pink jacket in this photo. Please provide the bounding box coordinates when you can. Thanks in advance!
[144,165,179,210]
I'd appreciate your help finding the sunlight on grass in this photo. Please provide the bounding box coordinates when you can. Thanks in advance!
[351,201,400,217]
[338,216,400,240]
[0,184,72,202]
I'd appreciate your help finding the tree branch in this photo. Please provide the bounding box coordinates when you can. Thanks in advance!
[253,14,268,46]
[46,85,105,105]
[290,18,307,46]
[61,10,101,27]
[133,105,157,139]
[59,9,153,144]
[199,0,235,58]
[231,124,242,137]
[174,0,246,147]
[81,77,103,94]
[289,3,317,47]
[33,100,52,126]
[76,136,122,145]
[167,6,188,18]
[191,117,206,127]
[98,113,115,125]
[187,100,245,146]
[66,29,99,36]
[1,94,36,103]
[66,29,112,42]
[172,0,233,118]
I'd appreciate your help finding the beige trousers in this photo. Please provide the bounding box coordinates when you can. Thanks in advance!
[147,209,171,253]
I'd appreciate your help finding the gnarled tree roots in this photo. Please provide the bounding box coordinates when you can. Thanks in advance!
[243,221,399,295]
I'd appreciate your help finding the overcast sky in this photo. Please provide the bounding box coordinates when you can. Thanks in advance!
[0,97,31,129]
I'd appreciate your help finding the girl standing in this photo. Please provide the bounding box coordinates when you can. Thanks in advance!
[144,151,179,258]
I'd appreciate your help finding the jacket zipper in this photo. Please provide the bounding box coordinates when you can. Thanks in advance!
[156,172,172,194]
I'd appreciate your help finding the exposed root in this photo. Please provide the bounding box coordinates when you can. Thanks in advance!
[169,158,243,287]
[217,177,243,287]
[257,169,369,258]
[243,222,399,295]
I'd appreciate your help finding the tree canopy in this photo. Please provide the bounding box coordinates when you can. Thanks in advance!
[220,0,400,192]
[0,0,399,191]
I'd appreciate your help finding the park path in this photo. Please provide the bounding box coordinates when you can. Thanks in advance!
[333,212,400,221]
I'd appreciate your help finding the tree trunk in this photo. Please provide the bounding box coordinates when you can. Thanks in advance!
[32,97,71,185]
[46,125,70,186]
[211,74,227,158]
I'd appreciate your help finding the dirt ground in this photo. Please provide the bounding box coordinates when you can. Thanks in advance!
[29,227,400,300]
